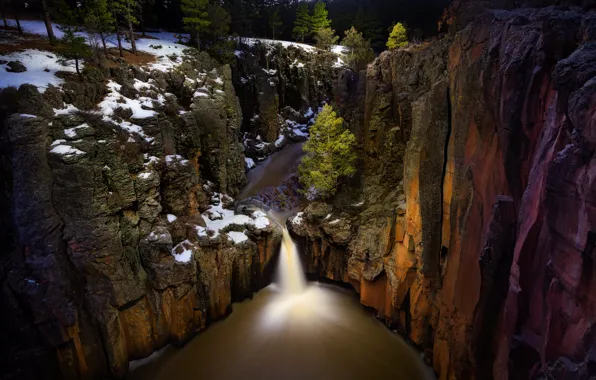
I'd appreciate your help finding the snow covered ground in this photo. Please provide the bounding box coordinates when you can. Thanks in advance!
[0,19,188,92]
[238,37,347,56]
[0,49,79,93]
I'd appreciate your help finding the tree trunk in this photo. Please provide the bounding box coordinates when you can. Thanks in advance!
[40,0,56,44]
[2,11,7,28]
[14,12,22,34]
[116,29,124,57]
[100,32,107,54]
[75,57,80,76]
[196,30,200,52]
[128,20,137,54]
[140,17,146,37]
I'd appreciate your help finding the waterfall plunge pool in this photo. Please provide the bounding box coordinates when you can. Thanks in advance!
[128,228,434,380]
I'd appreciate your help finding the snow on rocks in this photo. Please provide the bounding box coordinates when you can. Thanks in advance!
[0,49,79,92]
[245,157,255,170]
[291,212,304,226]
[53,104,80,116]
[167,214,178,223]
[64,123,90,138]
[227,231,249,244]
[199,193,271,244]
[49,144,86,157]
[99,80,157,119]
[165,154,190,166]
[171,239,194,263]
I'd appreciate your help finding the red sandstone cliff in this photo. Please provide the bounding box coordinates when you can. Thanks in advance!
[292,4,596,379]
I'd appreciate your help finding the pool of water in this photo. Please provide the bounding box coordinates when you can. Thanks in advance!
[128,283,434,380]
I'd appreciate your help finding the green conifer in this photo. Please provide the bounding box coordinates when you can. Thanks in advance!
[180,0,210,51]
[299,105,357,199]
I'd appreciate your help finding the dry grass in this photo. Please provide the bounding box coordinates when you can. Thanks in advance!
[0,30,64,54]
[106,47,157,66]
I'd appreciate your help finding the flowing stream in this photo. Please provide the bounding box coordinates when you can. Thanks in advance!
[129,227,434,380]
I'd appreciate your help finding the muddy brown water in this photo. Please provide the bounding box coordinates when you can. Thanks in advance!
[128,285,434,380]
[238,143,306,199]
[127,144,434,380]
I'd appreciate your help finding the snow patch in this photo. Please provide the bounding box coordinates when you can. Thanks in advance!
[50,144,86,156]
[64,123,90,138]
[167,214,178,223]
[291,212,304,226]
[171,240,194,263]
[0,49,80,92]
[227,231,249,244]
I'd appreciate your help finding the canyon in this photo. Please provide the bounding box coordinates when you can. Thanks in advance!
[1,0,596,379]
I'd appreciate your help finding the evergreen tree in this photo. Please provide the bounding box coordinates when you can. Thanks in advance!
[268,7,282,40]
[138,0,155,37]
[85,0,115,55]
[53,0,90,75]
[40,0,56,44]
[61,28,91,75]
[205,2,234,62]
[386,22,408,49]
[292,2,309,42]
[299,104,356,200]
[230,0,249,36]
[113,0,139,54]
[314,27,337,50]
[354,5,384,51]
[342,26,375,71]
[180,0,210,51]
[310,1,330,35]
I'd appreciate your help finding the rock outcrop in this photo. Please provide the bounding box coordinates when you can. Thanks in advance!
[233,42,340,161]
[0,51,283,379]
[291,3,596,380]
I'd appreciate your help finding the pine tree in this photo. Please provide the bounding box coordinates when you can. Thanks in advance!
[268,7,282,40]
[12,0,22,34]
[113,0,139,54]
[298,105,356,200]
[61,28,91,76]
[180,0,210,51]
[342,27,375,71]
[40,0,56,44]
[310,1,330,35]
[292,2,309,42]
[386,22,408,49]
[230,0,249,36]
[85,0,115,55]
[314,27,337,50]
[53,0,90,75]
[138,0,155,37]
[205,2,234,61]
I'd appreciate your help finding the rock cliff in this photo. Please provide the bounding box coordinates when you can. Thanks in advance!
[0,49,289,379]
[291,3,596,380]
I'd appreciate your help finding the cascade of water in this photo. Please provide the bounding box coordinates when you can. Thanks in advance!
[277,228,307,295]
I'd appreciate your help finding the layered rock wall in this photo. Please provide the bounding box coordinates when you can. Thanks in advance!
[0,52,282,379]
[292,4,596,380]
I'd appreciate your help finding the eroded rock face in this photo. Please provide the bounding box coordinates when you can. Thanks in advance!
[233,43,339,147]
[0,52,282,379]
[292,5,596,380]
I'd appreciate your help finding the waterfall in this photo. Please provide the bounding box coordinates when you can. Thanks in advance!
[277,228,306,294]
